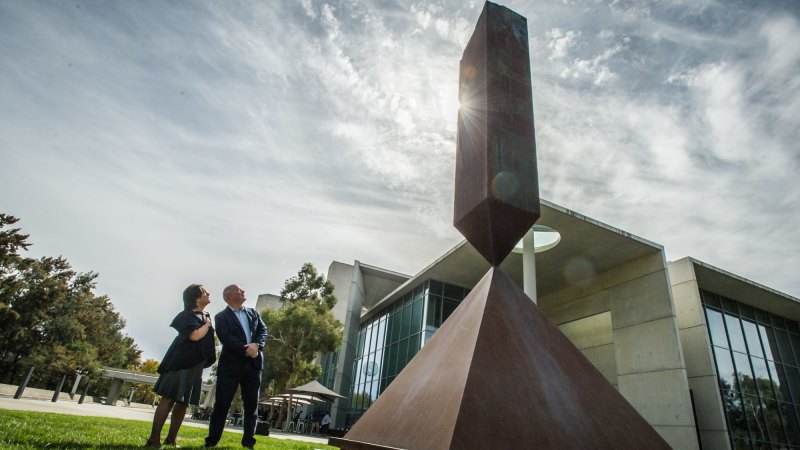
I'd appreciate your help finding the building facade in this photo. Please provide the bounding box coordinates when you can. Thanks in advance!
[318,200,798,450]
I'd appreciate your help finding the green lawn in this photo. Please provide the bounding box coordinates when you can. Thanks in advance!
[0,409,336,449]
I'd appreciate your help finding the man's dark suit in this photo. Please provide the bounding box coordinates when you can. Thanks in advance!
[205,306,267,448]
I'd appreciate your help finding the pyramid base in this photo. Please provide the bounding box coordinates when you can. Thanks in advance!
[328,437,401,450]
[329,267,670,449]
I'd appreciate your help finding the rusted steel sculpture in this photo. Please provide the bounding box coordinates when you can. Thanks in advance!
[453,1,540,266]
[330,2,670,449]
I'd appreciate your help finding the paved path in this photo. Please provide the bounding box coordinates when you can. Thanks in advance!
[0,395,329,446]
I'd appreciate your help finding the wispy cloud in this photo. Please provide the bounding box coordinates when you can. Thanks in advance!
[1,0,797,359]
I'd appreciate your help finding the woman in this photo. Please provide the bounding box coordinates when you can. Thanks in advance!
[146,284,216,448]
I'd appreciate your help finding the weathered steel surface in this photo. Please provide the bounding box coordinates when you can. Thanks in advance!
[330,268,671,450]
[453,1,540,266]
[330,3,670,449]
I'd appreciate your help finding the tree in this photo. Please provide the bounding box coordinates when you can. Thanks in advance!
[261,263,343,423]
[263,263,343,390]
[132,359,160,404]
[0,213,141,387]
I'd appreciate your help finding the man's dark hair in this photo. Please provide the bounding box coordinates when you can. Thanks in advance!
[183,284,203,310]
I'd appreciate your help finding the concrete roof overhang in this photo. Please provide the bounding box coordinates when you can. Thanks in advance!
[361,200,663,323]
[357,262,410,310]
[690,258,800,322]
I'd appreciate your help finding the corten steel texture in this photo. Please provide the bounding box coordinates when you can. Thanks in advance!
[454,2,540,266]
[329,268,671,450]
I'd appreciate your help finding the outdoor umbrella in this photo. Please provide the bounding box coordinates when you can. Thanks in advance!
[288,380,346,402]
[283,380,347,432]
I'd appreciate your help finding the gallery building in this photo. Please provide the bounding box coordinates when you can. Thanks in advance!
[314,199,799,450]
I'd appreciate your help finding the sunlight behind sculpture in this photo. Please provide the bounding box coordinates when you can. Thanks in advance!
[453,2,540,266]
[329,3,671,449]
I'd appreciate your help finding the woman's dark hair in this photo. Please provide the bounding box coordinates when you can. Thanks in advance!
[183,284,204,310]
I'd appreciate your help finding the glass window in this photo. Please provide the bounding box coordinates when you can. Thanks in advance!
[424,329,435,345]
[751,357,774,399]
[379,376,390,395]
[413,285,423,302]
[702,290,722,308]
[715,347,738,391]
[426,295,437,326]
[791,333,800,367]
[742,320,764,358]
[743,394,768,442]
[727,315,748,354]
[376,319,387,351]
[397,338,409,371]
[723,390,748,441]
[760,326,779,362]
[707,309,730,349]
[781,403,800,446]
[755,308,771,325]
[772,314,787,330]
[384,343,397,377]
[407,333,421,362]
[739,304,756,320]
[788,321,800,334]
[356,329,364,358]
[762,397,787,444]
[731,439,749,450]
[362,379,373,406]
[443,283,463,300]
[364,323,375,356]
[411,299,423,335]
[384,375,395,393]
[443,299,460,324]
[785,366,800,402]
[434,296,443,326]
[776,330,797,366]
[400,305,412,339]
[734,351,757,396]
[722,297,739,313]
[390,309,402,344]
[428,280,442,296]
[768,361,789,402]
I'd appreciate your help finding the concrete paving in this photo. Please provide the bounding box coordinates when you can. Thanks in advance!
[0,395,330,446]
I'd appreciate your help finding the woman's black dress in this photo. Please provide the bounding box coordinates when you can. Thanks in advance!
[153,310,216,405]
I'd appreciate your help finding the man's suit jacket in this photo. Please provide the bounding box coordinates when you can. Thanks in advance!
[215,306,268,372]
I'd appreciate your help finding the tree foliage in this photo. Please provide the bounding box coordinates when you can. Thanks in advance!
[279,262,337,309]
[262,263,343,394]
[130,359,160,404]
[0,213,141,387]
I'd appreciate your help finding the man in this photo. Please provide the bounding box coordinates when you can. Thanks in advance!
[321,411,331,434]
[205,284,267,449]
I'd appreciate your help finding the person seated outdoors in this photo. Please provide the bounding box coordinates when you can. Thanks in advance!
[321,412,331,434]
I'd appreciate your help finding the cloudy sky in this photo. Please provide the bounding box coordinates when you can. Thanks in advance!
[1,0,798,362]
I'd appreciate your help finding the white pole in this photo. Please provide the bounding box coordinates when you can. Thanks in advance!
[522,228,537,304]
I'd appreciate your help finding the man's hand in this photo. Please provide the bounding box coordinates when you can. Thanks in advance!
[244,343,259,358]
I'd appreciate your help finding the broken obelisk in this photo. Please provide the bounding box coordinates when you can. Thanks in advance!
[329,2,670,449]
[454,1,540,266]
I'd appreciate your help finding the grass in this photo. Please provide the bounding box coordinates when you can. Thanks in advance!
[0,409,337,449]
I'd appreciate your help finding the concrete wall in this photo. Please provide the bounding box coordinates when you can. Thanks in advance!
[558,311,617,387]
[255,293,282,312]
[540,251,699,450]
[669,258,731,450]
[328,261,357,325]
[327,261,365,429]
